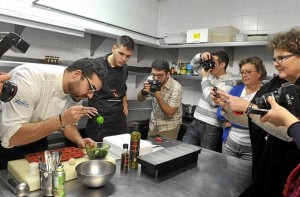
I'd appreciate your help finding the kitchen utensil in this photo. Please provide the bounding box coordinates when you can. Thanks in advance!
[40,171,53,196]
[44,150,51,171]
[75,160,116,187]
[8,178,30,197]
[85,142,110,159]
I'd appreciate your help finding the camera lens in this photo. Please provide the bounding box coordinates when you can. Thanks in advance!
[255,92,280,109]
[0,81,18,102]
[201,60,215,71]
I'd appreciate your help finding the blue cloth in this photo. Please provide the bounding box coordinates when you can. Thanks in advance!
[288,121,300,149]
[217,84,248,143]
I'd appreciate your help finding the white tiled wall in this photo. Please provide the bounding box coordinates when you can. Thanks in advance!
[1,0,300,105]
[157,0,300,36]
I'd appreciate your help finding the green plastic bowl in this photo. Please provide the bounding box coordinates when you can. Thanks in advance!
[86,142,110,159]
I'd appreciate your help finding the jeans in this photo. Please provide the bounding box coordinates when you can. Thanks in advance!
[222,136,252,161]
[182,119,222,152]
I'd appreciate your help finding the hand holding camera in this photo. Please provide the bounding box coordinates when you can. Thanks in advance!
[0,72,18,102]
[200,52,215,72]
[251,82,300,117]
[141,79,162,96]
[0,32,30,102]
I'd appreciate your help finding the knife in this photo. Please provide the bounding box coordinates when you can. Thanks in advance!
[44,150,51,171]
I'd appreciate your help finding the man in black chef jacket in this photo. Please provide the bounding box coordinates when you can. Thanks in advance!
[85,35,134,141]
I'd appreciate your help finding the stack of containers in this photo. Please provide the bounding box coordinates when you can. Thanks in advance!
[186,63,192,76]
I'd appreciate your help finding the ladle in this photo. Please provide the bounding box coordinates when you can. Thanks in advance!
[8,178,30,197]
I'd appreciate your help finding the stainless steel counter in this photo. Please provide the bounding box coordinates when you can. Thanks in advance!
[0,148,252,197]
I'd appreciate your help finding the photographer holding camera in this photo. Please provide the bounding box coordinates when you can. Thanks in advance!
[182,51,236,152]
[211,28,300,196]
[137,59,182,139]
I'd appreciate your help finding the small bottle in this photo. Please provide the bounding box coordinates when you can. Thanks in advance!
[171,67,175,75]
[53,165,66,197]
[129,123,141,169]
[121,143,129,171]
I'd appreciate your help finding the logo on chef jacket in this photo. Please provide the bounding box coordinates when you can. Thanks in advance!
[12,98,29,108]
[108,89,121,102]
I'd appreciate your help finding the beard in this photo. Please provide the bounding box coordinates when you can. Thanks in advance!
[68,81,83,102]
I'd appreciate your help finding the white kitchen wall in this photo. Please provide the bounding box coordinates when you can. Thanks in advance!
[0,0,299,105]
[157,0,300,36]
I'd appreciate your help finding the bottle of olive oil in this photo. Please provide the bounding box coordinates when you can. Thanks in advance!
[129,123,141,169]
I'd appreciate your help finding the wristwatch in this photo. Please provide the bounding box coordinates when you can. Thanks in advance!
[58,114,65,133]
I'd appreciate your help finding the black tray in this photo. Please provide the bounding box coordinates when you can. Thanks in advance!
[137,143,201,178]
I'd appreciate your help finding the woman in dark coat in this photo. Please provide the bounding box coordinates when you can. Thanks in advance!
[212,28,300,197]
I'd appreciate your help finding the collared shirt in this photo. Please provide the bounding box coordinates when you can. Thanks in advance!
[148,76,182,132]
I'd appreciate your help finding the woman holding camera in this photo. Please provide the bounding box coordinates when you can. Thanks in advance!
[212,28,300,196]
[216,56,267,161]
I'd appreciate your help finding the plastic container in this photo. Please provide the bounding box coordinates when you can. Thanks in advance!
[186,63,192,75]
[210,26,239,42]
[186,28,211,43]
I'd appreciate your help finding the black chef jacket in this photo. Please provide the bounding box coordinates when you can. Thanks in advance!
[85,54,128,141]
[248,76,300,197]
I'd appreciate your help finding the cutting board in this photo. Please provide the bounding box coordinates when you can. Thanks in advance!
[7,155,115,192]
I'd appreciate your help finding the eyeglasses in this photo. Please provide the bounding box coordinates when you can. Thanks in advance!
[151,73,166,78]
[82,73,96,93]
[272,54,297,64]
[240,70,256,76]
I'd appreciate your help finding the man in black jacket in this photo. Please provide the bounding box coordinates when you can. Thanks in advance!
[85,35,134,141]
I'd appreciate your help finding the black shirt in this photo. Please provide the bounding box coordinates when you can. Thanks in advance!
[85,54,128,141]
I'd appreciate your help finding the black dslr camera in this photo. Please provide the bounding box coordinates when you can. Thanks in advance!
[148,80,162,93]
[201,59,215,71]
[0,32,29,102]
[254,82,300,117]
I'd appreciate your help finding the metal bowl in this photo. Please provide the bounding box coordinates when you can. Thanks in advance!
[75,160,116,187]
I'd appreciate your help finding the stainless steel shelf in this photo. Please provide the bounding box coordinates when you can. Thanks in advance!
[128,71,202,86]
[158,41,267,49]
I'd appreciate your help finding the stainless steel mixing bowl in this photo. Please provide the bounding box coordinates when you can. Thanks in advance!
[75,160,116,187]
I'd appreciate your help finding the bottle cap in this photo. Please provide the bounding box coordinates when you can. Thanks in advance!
[96,116,104,124]
[123,143,128,149]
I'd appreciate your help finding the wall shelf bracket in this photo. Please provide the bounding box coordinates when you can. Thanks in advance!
[224,47,234,67]
[14,25,26,36]
[165,48,178,64]
[90,35,106,56]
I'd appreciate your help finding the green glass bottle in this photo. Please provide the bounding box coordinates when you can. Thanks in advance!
[129,123,141,169]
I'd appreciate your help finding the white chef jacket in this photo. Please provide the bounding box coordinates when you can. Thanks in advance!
[0,64,81,148]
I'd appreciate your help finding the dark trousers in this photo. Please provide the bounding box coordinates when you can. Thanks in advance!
[182,118,223,152]
[0,138,48,170]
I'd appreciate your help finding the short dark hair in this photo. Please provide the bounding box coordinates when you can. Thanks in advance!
[239,56,267,80]
[268,28,300,54]
[116,35,135,51]
[66,57,107,84]
[151,59,170,73]
[212,51,229,69]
